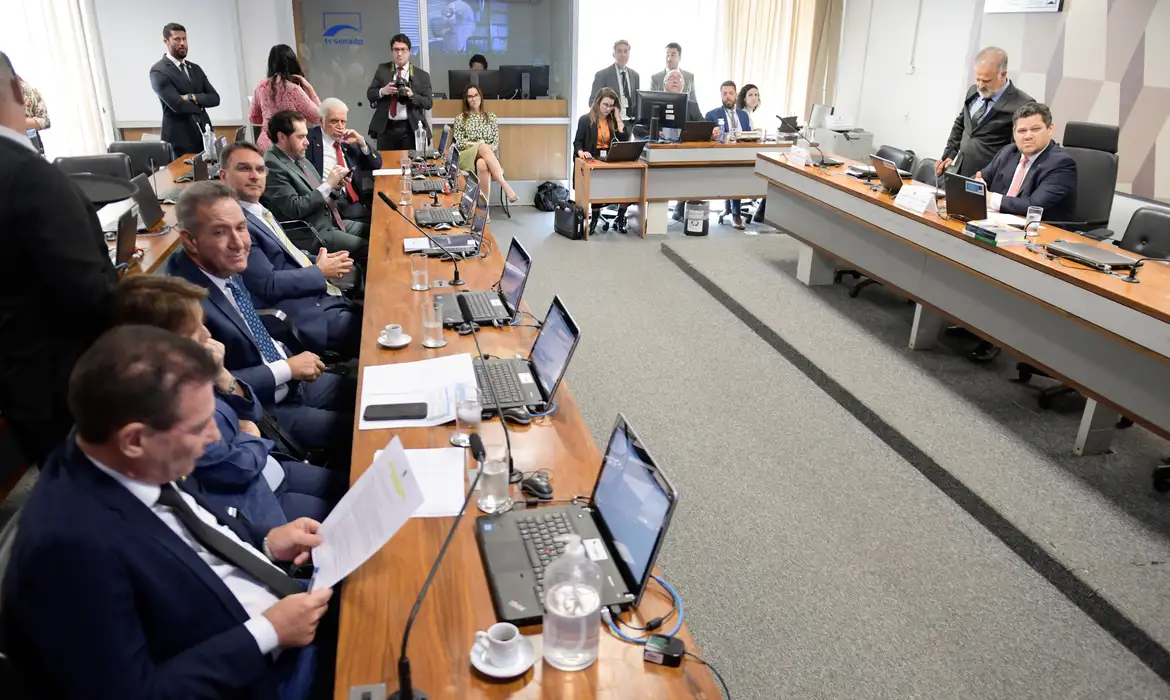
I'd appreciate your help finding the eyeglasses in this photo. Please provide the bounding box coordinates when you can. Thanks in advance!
[392,47,411,54]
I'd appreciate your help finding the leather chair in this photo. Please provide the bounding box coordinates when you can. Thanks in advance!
[912,157,938,185]
[52,153,133,180]
[107,141,175,177]
[1048,121,1119,240]
[874,144,915,173]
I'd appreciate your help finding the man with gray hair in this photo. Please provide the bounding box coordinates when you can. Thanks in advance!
[935,46,1033,178]
[589,39,641,121]
[306,97,383,223]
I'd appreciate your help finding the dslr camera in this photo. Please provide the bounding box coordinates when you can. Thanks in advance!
[394,75,410,104]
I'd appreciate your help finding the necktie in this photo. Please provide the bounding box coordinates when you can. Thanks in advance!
[260,210,342,296]
[390,69,401,118]
[1006,155,1030,198]
[971,98,990,125]
[180,61,190,81]
[333,141,359,203]
[157,483,303,598]
[297,159,346,230]
[619,70,631,117]
[225,277,283,363]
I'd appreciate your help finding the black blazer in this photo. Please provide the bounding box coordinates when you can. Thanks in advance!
[572,113,632,160]
[979,141,1078,222]
[306,126,383,199]
[149,56,220,155]
[942,82,1033,177]
[365,62,433,138]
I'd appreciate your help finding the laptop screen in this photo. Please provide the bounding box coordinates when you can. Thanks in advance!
[499,239,532,312]
[591,414,677,605]
[459,182,481,219]
[527,296,579,402]
[437,127,450,155]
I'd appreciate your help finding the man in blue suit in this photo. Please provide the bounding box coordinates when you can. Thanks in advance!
[705,80,752,230]
[306,97,383,223]
[221,141,362,359]
[2,325,334,700]
[164,181,356,465]
[975,101,1077,223]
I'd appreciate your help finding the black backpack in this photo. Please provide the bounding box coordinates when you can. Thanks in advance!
[534,181,569,212]
[553,200,586,240]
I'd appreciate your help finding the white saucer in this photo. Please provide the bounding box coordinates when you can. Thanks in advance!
[469,636,537,679]
[378,333,412,349]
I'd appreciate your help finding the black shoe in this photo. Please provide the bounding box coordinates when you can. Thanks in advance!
[616,218,628,234]
[968,341,1001,363]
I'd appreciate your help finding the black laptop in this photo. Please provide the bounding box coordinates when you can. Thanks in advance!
[603,140,647,162]
[679,120,715,142]
[415,180,480,227]
[476,413,679,625]
[944,172,989,222]
[107,209,138,267]
[435,237,532,327]
[410,125,449,160]
[129,173,166,232]
[473,295,579,411]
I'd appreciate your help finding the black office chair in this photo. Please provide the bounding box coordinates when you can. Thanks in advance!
[1046,121,1119,240]
[107,141,175,177]
[53,153,133,180]
[278,220,364,299]
[874,145,916,173]
[912,157,939,185]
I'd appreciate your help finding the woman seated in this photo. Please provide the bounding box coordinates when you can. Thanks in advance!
[573,87,632,235]
[452,84,518,206]
[250,44,322,152]
[733,83,766,224]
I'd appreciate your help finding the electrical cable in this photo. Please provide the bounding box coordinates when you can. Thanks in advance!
[528,401,557,418]
[602,574,684,643]
[618,576,678,632]
[685,652,732,700]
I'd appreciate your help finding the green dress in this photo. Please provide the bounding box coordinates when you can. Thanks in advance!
[452,111,500,172]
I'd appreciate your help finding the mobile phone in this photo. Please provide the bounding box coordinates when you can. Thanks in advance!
[363,402,429,421]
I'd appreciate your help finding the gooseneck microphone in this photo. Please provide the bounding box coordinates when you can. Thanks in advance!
[1120,243,1170,284]
[456,293,518,483]
[377,191,466,286]
[778,114,830,169]
[389,433,486,700]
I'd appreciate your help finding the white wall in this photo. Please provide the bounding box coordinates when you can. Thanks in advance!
[236,0,297,96]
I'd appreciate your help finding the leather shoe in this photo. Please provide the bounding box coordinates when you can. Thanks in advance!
[733,215,745,230]
[615,218,628,234]
[968,341,1001,363]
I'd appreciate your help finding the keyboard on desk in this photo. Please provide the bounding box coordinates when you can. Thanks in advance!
[463,292,499,321]
[411,179,446,194]
[408,149,440,160]
[518,513,578,603]
[159,188,183,203]
[475,362,525,405]
[415,208,462,226]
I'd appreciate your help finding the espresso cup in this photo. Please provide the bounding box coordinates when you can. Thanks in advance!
[474,622,522,669]
[382,324,403,342]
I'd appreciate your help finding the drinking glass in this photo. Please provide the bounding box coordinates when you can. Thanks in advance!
[399,155,411,175]
[1025,206,1043,238]
[451,384,483,448]
[421,299,446,349]
[477,458,513,514]
[409,253,429,291]
[399,176,412,207]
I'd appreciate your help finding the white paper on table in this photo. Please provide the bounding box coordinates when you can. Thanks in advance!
[310,436,423,590]
[403,237,430,253]
[372,168,404,177]
[893,185,939,215]
[986,212,1027,228]
[787,147,809,168]
[376,447,467,517]
[359,354,477,430]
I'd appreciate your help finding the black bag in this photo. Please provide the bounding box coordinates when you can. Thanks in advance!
[553,200,586,240]
[534,181,569,212]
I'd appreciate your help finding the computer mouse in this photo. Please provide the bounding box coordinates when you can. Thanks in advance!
[501,407,532,426]
[520,473,553,501]
[434,223,453,231]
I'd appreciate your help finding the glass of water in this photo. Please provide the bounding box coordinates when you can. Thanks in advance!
[400,154,411,175]
[451,383,482,448]
[409,253,429,291]
[399,176,412,207]
[421,299,446,349]
[1025,206,1043,238]
[477,458,513,514]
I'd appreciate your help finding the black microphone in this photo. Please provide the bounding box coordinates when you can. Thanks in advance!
[377,191,465,286]
[778,114,830,169]
[1119,243,1170,284]
[389,432,486,700]
[456,293,518,482]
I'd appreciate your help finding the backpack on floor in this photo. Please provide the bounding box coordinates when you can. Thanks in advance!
[534,181,569,212]
[553,200,586,240]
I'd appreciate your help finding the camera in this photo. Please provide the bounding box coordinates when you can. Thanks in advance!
[395,76,410,104]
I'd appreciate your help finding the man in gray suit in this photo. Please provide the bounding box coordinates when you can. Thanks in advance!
[650,42,697,104]
[935,46,1033,178]
[260,109,368,265]
[589,40,640,121]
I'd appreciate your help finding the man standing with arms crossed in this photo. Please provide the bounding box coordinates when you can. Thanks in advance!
[150,22,220,157]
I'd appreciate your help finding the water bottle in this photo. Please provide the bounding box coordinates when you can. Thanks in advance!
[716,118,726,144]
[202,124,215,160]
[542,534,602,671]
[414,122,427,154]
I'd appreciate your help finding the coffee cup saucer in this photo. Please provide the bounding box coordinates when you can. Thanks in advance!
[378,332,411,349]
[469,635,536,679]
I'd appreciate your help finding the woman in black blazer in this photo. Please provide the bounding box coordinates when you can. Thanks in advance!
[573,88,633,234]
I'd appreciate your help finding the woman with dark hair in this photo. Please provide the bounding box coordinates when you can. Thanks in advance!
[737,83,762,131]
[249,44,321,151]
[452,84,518,205]
[572,87,633,234]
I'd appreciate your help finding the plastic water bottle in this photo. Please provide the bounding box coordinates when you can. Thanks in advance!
[202,124,215,160]
[414,122,428,154]
[716,118,726,144]
[542,534,602,671]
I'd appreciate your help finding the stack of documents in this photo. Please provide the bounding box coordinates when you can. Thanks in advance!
[964,219,1027,246]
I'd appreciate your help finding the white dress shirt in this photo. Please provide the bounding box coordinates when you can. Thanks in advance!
[989,140,1052,212]
[166,53,191,80]
[614,65,631,115]
[388,66,409,121]
[199,269,292,403]
[322,132,340,176]
[87,456,281,655]
[722,107,742,136]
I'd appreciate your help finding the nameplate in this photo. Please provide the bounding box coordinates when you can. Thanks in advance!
[893,185,938,216]
[787,147,810,168]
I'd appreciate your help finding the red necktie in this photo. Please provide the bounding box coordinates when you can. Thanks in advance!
[334,141,358,203]
[1006,156,1030,197]
[299,161,345,229]
[390,69,400,117]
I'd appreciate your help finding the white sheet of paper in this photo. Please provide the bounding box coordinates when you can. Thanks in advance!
[358,354,476,430]
[310,436,423,590]
[986,212,1027,227]
[372,168,404,177]
[377,447,467,518]
[893,185,939,215]
[403,237,430,253]
[787,147,809,168]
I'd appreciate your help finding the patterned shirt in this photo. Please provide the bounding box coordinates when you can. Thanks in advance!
[452,111,499,149]
[21,79,50,130]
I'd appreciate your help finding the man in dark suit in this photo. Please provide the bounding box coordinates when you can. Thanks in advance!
[164,181,356,466]
[366,33,433,151]
[2,325,334,700]
[589,40,640,121]
[935,46,1032,178]
[149,23,220,156]
[221,141,362,359]
[705,81,753,230]
[307,98,383,223]
[0,51,118,464]
[650,42,697,104]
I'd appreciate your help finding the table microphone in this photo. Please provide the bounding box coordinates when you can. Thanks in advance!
[389,433,486,700]
[1119,243,1170,284]
[456,293,518,483]
[377,191,466,286]
[778,114,829,169]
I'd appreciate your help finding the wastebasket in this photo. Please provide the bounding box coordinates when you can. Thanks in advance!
[683,201,709,236]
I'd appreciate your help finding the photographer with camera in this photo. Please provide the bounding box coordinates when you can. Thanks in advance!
[366,33,433,151]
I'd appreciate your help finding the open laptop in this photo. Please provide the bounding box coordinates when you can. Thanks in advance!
[434,237,532,326]
[107,209,138,266]
[1046,240,1143,271]
[415,180,480,227]
[129,173,166,232]
[160,156,207,202]
[410,125,450,160]
[870,154,906,195]
[412,194,487,257]
[602,140,647,163]
[476,413,679,625]
[679,120,715,142]
[944,172,988,222]
[473,295,579,411]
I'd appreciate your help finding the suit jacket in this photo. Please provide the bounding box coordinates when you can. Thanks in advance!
[260,146,342,242]
[705,106,751,133]
[365,62,433,138]
[1,436,290,699]
[0,136,116,438]
[165,248,289,406]
[650,68,698,103]
[942,82,1033,177]
[149,56,220,155]
[572,113,633,160]
[589,64,641,120]
[980,141,1077,222]
[306,126,383,201]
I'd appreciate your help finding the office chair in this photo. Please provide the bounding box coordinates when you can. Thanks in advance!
[1046,121,1118,240]
[278,220,364,299]
[107,141,175,178]
[912,157,938,184]
[52,153,133,180]
[874,145,916,173]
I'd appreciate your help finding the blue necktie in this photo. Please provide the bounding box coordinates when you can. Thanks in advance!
[226,278,282,363]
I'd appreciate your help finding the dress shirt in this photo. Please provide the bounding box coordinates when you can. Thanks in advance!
[86,456,281,655]
[988,140,1051,212]
[968,80,1011,121]
[200,269,292,403]
[0,124,37,153]
[722,107,741,135]
[388,66,409,121]
[614,65,631,115]
[166,52,192,81]
[322,132,339,175]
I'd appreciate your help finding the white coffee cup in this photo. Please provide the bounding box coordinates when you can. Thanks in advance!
[381,324,403,342]
[474,622,522,669]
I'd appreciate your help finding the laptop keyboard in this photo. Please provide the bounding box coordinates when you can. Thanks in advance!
[475,361,525,405]
[411,179,445,193]
[159,187,183,202]
[465,293,498,320]
[416,208,460,225]
[517,513,577,601]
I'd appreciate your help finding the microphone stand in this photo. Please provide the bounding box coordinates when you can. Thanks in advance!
[778,114,829,169]
[456,293,519,484]
[389,434,486,700]
[378,191,466,286]
[1119,245,1170,283]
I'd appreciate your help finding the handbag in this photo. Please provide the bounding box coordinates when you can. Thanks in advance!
[534,181,569,212]
[553,200,586,240]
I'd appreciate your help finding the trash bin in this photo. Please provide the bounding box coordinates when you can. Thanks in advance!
[683,201,709,236]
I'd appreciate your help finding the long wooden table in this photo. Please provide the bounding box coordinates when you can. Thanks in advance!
[334,153,720,699]
[104,155,189,275]
[756,151,1170,455]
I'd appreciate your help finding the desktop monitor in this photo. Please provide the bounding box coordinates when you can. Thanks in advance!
[448,69,501,99]
[808,103,834,130]
[636,90,690,140]
[498,65,550,99]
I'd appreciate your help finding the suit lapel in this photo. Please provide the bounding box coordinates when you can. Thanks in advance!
[167,57,194,92]
[175,252,261,352]
[243,209,298,266]
[176,478,256,544]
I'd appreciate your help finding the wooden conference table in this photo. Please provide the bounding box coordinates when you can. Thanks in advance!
[755,151,1170,455]
[104,155,188,275]
[334,152,720,699]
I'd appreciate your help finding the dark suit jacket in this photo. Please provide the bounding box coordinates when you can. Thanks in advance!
[650,68,698,104]
[365,62,433,138]
[704,106,751,132]
[0,136,116,457]
[306,126,383,202]
[1,436,291,699]
[942,82,1033,177]
[260,146,342,242]
[572,113,633,160]
[980,141,1078,222]
[589,64,641,120]
[149,56,220,155]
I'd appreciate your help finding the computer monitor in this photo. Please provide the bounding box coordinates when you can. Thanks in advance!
[636,90,690,140]
[528,296,580,404]
[808,103,833,130]
[498,65,550,99]
[448,69,501,99]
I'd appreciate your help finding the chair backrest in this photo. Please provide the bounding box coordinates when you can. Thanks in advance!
[107,141,175,178]
[52,153,133,180]
[1118,207,1170,258]
[1060,121,1118,228]
[912,157,937,184]
[875,144,915,173]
